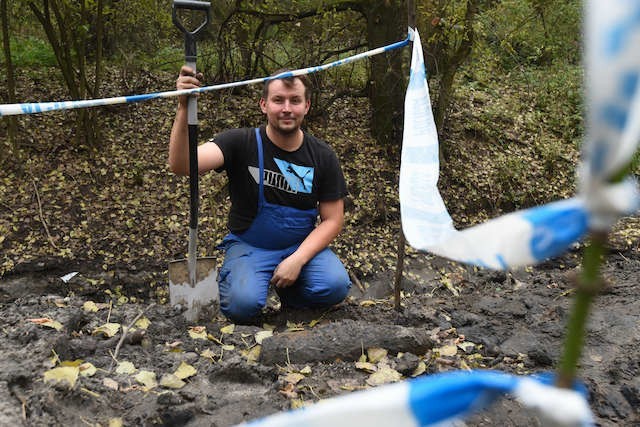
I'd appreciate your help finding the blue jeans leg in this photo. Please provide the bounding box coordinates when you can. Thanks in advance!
[218,237,279,323]
[277,247,351,309]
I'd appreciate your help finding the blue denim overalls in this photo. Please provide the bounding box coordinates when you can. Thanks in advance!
[217,128,350,323]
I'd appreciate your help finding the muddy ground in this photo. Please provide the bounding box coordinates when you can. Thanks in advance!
[1,234,639,427]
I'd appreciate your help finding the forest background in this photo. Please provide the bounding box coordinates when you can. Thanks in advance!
[1,0,637,285]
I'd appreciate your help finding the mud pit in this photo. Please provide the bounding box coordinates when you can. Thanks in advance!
[1,243,639,426]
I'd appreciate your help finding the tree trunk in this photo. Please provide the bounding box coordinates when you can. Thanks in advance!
[1,0,18,164]
[364,0,406,148]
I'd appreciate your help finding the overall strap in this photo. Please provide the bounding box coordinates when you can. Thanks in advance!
[254,128,265,208]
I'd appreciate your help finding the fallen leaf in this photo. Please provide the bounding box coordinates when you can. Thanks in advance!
[366,366,402,386]
[188,326,207,340]
[309,318,320,327]
[83,301,99,312]
[160,374,186,389]
[299,365,312,375]
[222,344,235,351]
[290,399,306,409]
[60,359,84,367]
[28,318,63,331]
[103,378,119,390]
[220,324,235,335]
[135,317,151,330]
[92,322,121,338]
[44,366,79,388]
[279,382,298,399]
[355,361,378,373]
[359,300,377,307]
[411,361,427,377]
[262,323,276,331]
[367,347,388,363]
[134,370,157,389]
[200,349,216,360]
[358,354,367,363]
[245,345,261,363]
[109,418,123,427]
[79,362,97,377]
[174,362,196,379]
[436,345,458,357]
[282,372,305,385]
[457,342,476,353]
[115,361,136,375]
[286,321,305,332]
[254,330,273,344]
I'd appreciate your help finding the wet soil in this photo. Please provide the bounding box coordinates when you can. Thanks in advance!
[1,242,639,427]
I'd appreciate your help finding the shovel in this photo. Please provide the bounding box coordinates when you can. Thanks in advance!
[169,0,218,322]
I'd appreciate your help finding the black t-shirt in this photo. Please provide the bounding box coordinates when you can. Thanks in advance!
[210,126,348,233]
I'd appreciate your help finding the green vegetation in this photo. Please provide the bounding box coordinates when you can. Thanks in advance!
[8,35,56,67]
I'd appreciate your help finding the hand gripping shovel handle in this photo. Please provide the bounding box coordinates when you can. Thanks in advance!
[173,0,211,286]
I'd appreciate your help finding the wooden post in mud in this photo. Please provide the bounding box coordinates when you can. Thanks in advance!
[394,0,416,312]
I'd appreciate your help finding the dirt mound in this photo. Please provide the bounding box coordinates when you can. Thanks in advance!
[1,245,638,426]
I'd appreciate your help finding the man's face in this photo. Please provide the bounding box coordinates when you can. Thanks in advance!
[260,78,310,136]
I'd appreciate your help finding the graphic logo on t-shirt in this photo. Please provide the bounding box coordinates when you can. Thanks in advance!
[248,159,314,194]
[274,159,314,194]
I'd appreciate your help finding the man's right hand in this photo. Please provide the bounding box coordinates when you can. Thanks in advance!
[176,66,203,106]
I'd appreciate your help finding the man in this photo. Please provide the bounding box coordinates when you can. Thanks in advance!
[169,66,351,323]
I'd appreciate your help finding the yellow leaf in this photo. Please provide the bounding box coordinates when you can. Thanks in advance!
[28,318,63,331]
[92,323,121,338]
[115,361,136,375]
[246,345,261,363]
[60,359,84,367]
[135,317,151,330]
[103,378,119,390]
[174,362,196,380]
[436,345,458,357]
[262,323,276,331]
[220,324,235,334]
[83,301,99,312]
[188,326,207,340]
[355,361,378,373]
[358,354,367,363]
[359,300,377,307]
[286,321,304,332]
[201,349,216,360]
[411,361,426,377]
[367,347,388,363]
[109,418,123,427]
[79,362,97,377]
[160,374,186,389]
[290,399,306,409]
[365,366,402,386]
[283,372,305,385]
[222,344,235,351]
[299,365,312,375]
[44,366,79,388]
[134,370,157,389]
[309,318,320,328]
[254,330,273,344]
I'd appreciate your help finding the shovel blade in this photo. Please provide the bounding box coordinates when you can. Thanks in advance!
[169,256,218,322]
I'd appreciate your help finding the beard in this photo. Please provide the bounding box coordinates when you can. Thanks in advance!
[270,117,300,136]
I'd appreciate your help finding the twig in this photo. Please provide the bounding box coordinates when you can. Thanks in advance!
[109,303,155,372]
[394,231,406,311]
[348,270,365,293]
[31,179,59,250]
[556,231,607,388]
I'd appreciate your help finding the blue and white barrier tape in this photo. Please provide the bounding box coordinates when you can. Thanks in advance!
[400,1,640,270]
[237,370,593,427]
[0,33,411,117]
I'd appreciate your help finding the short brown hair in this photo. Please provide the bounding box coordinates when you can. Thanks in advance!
[262,69,311,101]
